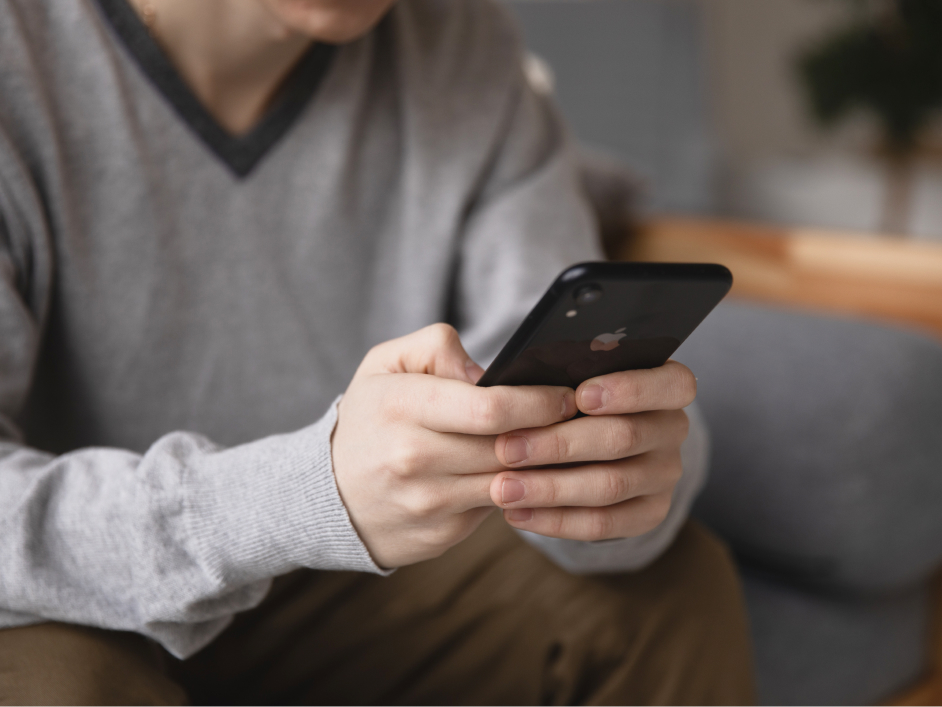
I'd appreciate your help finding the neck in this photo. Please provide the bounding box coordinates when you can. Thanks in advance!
[129,0,313,135]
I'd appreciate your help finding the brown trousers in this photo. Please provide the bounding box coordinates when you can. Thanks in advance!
[0,515,755,705]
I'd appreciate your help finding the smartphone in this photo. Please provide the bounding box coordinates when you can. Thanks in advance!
[476,262,732,389]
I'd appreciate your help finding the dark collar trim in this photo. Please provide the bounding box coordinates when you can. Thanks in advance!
[93,0,337,178]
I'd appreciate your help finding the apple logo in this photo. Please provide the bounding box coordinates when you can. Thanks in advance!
[590,327,627,352]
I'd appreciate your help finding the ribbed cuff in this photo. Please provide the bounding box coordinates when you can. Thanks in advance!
[185,397,390,586]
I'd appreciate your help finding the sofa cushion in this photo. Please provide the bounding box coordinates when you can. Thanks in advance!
[675,301,942,594]
[742,570,931,705]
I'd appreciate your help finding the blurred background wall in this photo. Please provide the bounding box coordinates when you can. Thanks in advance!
[505,0,942,240]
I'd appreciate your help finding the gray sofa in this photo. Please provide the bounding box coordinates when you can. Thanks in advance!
[504,1,942,703]
[677,302,942,704]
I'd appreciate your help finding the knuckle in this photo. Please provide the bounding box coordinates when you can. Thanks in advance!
[426,322,459,349]
[603,467,632,504]
[548,509,566,538]
[365,340,389,364]
[585,510,614,541]
[469,390,504,431]
[551,430,570,464]
[619,376,646,410]
[387,437,424,477]
[605,417,633,458]
[361,345,380,369]
[420,515,467,551]
[379,385,408,422]
[419,523,453,552]
[403,486,444,520]
[544,474,563,505]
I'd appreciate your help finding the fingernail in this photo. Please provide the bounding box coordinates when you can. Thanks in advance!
[581,384,606,411]
[501,479,526,504]
[503,436,530,465]
[561,392,575,418]
[465,359,485,383]
[505,508,533,522]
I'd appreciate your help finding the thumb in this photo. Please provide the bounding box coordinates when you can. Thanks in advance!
[358,323,485,384]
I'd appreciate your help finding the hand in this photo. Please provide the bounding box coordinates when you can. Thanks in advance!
[489,360,696,541]
[331,324,575,568]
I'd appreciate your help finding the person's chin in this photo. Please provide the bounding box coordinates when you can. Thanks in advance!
[264,0,397,44]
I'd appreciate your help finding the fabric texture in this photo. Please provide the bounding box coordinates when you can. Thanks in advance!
[675,301,942,595]
[741,569,931,706]
[0,0,707,658]
[674,301,942,704]
[0,516,756,706]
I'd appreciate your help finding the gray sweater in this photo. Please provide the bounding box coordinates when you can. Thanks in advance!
[0,0,707,658]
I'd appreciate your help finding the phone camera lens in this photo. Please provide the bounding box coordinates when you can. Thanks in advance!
[573,284,603,305]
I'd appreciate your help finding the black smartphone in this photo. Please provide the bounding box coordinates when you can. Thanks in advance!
[476,262,732,389]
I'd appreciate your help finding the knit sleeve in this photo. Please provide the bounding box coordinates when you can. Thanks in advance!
[0,136,386,659]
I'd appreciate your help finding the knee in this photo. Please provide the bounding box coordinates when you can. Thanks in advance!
[584,522,756,705]
[627,521,753,645]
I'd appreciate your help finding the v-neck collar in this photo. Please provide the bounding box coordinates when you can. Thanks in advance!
[94,0,338,178]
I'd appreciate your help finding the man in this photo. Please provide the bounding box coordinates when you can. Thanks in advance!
[0,0,755,703]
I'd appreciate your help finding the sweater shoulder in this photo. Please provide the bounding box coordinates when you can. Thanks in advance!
[0,0,115,151]
[387,0,526,102]
[394,0,523,50]
[0,0,100,65]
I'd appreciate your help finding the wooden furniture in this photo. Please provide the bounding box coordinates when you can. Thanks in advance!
[894,576,942,706]
[620,216,942,706]
[621,217,942,339]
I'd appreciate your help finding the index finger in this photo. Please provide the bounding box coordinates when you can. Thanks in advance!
[575,360,696,415]
[389,374,576,435]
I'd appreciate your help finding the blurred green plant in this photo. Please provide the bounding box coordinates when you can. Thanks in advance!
[797,0,942,234]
